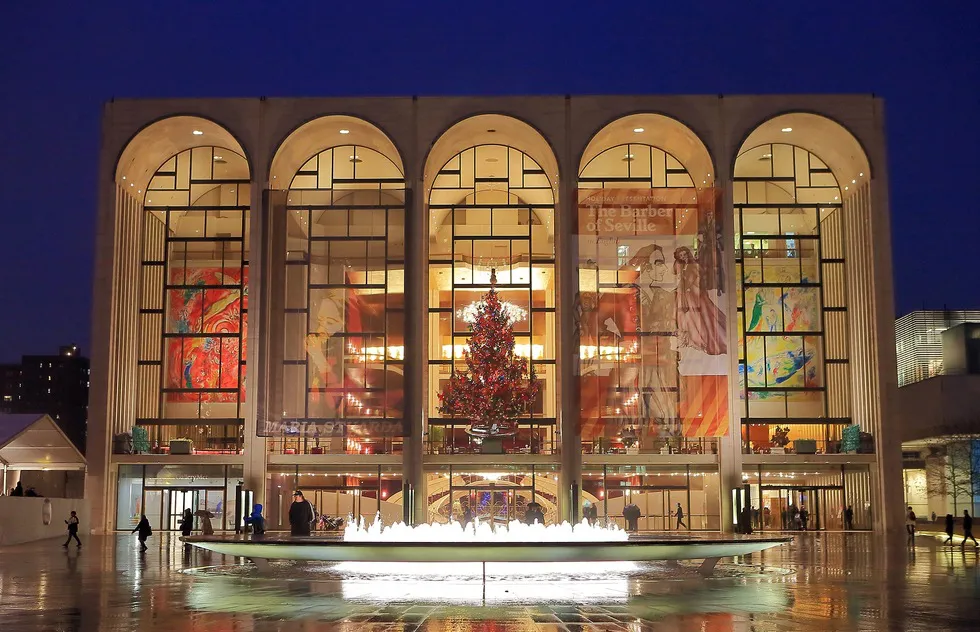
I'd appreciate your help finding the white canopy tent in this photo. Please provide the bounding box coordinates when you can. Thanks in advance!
[0,414,86,493]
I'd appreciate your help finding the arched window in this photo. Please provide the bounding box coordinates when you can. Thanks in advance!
[578,140,727,455]
[136,146,250,453]
[734,142,851,453]
[426,144,557,455]
[279,145,406,455]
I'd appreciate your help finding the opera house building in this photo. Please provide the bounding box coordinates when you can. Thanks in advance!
[85,95,903,535]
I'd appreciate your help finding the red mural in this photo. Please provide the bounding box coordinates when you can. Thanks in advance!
[166,267,248,402]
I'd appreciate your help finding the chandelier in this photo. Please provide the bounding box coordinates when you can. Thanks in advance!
[456,299,527,326]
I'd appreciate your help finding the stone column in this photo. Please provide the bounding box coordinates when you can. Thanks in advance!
[717,178,742,533]
[403,98,425,523]
[558,97,582,523]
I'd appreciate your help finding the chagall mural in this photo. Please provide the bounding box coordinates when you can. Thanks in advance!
[166,267,248,402]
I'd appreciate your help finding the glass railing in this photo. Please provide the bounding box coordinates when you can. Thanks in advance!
[123,423,245,454]
[266,433,402,455]
[583,437,719,456]
[425,426,558,455]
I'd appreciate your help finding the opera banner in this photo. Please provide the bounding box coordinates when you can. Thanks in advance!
[166,266,247,403]
[575,188,729,443]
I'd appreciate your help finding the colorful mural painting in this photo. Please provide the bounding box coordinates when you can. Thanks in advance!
[166,267,247,402]
[575,188,730,440]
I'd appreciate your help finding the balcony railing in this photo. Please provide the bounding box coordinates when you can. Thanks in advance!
[743,437,875,455]
[122,422,244,455]
[425,426,557,455]
[266,433,402,456]
[583,437,719,456]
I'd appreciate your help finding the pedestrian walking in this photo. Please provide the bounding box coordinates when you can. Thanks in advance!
[133,515,152,551]
[63,511,81,548]
[675,503,687,529]
[179,509,193,537]
[962,510,978,548]
[943,513,954,545]
[906,506,916,542]
[844,505,854,530]
[623,502,641,532]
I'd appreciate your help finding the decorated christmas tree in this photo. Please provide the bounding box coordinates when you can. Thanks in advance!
[438,269,539,438]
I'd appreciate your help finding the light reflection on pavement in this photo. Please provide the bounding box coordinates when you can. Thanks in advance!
[0,533,976,630]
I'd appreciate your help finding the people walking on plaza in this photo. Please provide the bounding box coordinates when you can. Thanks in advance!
[63,511,81,548]
[133,515,152,551]
[906,506,916,542]
[288,490,315,536]
[623,502,641,532]
[943,513,954,545]
[195,509,215,536]
[962,510,978,548]
[179,509,193,538]
[675,503,686,529]
[844,505,854,530]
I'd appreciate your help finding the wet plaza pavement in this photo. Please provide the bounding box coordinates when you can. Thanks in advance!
[0,532,977,630]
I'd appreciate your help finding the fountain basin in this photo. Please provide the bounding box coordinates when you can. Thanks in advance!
[183,534,791,565]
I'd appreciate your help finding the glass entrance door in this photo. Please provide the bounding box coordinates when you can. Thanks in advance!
[454,487,519,526]
[761,486,841,531]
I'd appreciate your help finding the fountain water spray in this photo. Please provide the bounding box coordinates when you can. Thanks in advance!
[343,514,629,543]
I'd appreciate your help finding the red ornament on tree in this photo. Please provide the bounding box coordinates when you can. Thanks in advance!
[438,269,539,438]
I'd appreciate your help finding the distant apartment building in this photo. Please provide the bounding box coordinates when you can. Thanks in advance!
[0,345,90,452]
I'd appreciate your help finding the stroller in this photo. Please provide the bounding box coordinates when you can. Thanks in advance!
[317,515,345,532]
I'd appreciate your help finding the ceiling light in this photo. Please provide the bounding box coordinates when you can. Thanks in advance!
[349,155,362,163]
[622,153,635,162]
[851,179,856,184]
[339,129,350,135]
[844,186,849,191]
[781,127,792,133]
[859,172,864,177]
[122,176,126,180]
[214,155,223,161]
[192,130,204,135]
[130,183,134,187]
[633,127,644,133]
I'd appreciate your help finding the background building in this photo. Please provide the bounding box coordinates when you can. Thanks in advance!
[897,310,980,519]
[85,95,902,535]
[0,345,89,452]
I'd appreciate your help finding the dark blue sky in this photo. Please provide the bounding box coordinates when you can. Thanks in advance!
[0,1,977,361]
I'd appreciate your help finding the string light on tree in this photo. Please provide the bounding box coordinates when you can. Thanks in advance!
[439,269,539,439]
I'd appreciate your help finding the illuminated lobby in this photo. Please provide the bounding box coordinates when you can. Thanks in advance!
[86,94,902,535]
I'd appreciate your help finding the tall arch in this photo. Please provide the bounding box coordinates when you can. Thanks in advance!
[575,113,725,531]
[732,112,883,531]
[422,115,560,524]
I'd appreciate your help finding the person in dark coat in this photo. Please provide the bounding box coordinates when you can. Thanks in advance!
[288,491,315,536]
[623,503,641,532]
[675,503,687,529]
[63,510,81,548]
[844,505,854,530]
[133,515,152,551]
[11,481,24,496]
[524,502,544,526]
[943,513,954,545]
[962,510,978,548]
[461,506,475,528]
[179,509,194,537]
[582,501,598,526]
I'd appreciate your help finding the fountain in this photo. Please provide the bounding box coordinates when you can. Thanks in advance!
[185,515,790,577]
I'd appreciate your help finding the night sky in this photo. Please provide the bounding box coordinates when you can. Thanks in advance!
[0,2,977,361]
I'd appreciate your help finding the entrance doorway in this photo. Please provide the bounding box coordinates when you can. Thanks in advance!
[454,486,521,526]
[142,486,225,531]
[759,486,844,531]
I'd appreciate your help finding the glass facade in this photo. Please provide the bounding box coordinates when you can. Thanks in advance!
[116,464,242,531]
[742,464,873,531]
[576,145,728,455]
[426,145,557,455]
[265,465,403,530]
[100,107,887,535]
[734,143,852,455]
[275,146,406,454]
[136,147,250,453]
